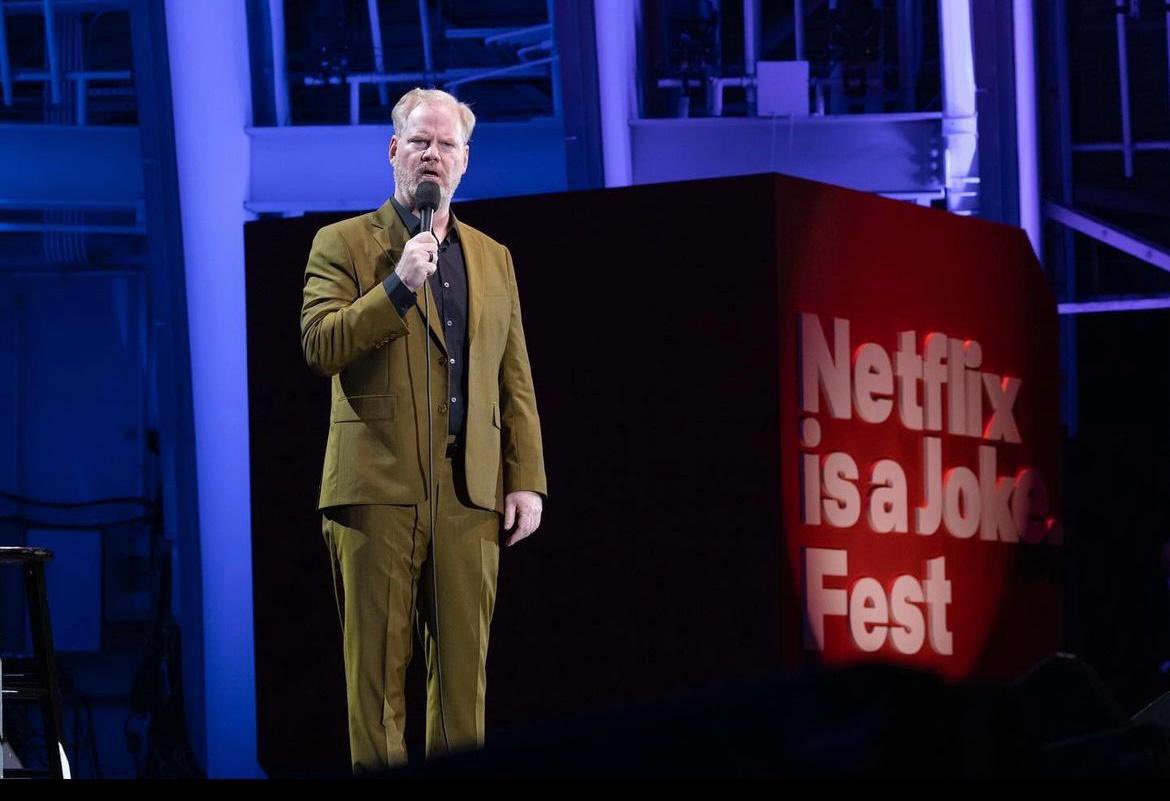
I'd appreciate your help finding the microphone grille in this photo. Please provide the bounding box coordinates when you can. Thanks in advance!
[415,181,442,211]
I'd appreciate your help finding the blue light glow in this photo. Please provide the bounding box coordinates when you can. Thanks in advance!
[593,1,637,187]
[164,0,261,778]
[1013,0,1042,257]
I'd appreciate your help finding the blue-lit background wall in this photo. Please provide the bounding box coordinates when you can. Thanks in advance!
[1,0,1169,779]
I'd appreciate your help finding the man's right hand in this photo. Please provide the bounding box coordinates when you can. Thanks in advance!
[395,231,440,291]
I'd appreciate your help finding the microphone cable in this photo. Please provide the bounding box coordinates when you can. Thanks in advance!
[422,234,453,755]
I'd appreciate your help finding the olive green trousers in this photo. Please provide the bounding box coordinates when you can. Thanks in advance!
[322,443,501,772]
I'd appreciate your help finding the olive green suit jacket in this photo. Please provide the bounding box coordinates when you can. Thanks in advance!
[301,199,547,512]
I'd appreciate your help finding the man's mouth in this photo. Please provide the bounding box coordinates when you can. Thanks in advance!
[419,169,441,180]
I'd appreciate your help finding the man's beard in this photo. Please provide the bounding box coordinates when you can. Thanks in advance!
[395,161,462,211]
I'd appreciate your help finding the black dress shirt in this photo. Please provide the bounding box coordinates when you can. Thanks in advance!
[381,197,469,441]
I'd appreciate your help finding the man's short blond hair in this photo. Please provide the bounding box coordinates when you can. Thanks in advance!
[391,88,476,145]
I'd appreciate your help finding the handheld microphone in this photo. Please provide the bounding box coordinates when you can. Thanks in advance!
[416,180,441,236]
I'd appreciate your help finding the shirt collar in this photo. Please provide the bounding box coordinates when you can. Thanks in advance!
[390,196,460,242]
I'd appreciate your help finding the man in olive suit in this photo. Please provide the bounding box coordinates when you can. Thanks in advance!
[300,88,547,772]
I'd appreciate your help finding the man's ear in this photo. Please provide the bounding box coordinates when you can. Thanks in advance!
[461,143,470,175]
[388,135,398,164]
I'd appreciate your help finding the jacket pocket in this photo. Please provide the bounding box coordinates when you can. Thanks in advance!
[332,393,397,423]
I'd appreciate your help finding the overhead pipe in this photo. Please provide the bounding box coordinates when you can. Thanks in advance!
[709,75,753,116]
[744,0,760,114]
[43,0,61,105]
[418,0,434,80]
[1012,0,1041,255]
[795,0,805,60]
[367,0,388,106]
[267,0,289,125]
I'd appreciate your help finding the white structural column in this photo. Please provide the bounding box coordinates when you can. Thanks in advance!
[1012,0,1042,258]
[593,0,639,187]
[164,0,261,777]
[938,0,978,215]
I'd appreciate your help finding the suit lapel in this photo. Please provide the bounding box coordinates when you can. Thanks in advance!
[370,200,404,286]
[369,199,447,353]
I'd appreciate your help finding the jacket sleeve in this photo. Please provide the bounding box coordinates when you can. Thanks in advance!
[498,246,548,498]
[300,225,409,377]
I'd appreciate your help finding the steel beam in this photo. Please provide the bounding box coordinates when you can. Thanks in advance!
[1045,201,1170,274]
[1058,296,1170,314]
[1115,0,1133,177]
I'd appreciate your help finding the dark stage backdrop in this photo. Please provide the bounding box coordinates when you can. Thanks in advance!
[245,175,788,774]
[244,173,1065,775]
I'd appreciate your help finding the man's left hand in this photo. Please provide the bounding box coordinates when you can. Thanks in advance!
[503,491,543,547]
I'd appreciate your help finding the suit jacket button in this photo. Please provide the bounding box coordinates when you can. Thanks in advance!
[439,403,448,414]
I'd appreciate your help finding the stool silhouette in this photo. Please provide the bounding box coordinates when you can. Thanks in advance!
[1,547,66,779]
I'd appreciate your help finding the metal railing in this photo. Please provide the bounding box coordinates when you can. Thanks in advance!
[1075,1,1170,179]
[269,0,558,126]
[8,69,132,123]
[345,60,555,125]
